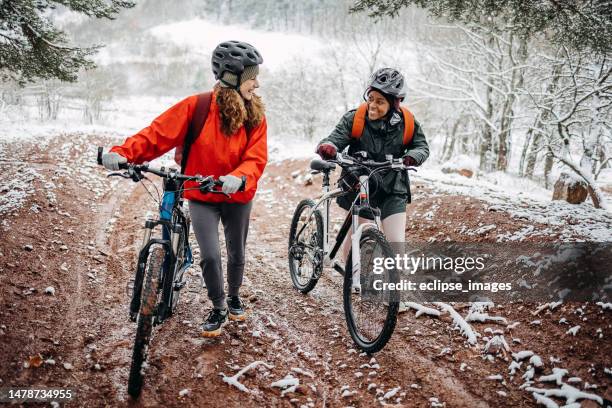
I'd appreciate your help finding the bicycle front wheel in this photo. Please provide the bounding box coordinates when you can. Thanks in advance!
[168,227,188,315]
[128,245,164,399]
[343,228,399,353]
[288,199,323,294]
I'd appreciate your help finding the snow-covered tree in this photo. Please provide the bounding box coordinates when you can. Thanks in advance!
[0,0,134,84]
[522,49,611,208]
[409,22,529,171]
[351,0,612,56]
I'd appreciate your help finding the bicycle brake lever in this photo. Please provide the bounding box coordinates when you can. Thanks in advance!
[107,172,131,179]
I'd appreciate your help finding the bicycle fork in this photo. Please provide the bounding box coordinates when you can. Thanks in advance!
[350,175,381,292]
[129,220,155,320]
[129,216,181,322]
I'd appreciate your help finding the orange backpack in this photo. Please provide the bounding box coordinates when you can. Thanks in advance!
[350,103,415,145]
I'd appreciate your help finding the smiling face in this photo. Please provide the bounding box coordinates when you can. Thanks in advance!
[239,77,259,101]
[367,89,391,121]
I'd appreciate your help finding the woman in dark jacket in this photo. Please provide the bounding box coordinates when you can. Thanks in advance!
[316,68,429,263]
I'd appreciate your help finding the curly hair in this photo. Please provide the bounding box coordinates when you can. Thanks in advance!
[215,84,265,136]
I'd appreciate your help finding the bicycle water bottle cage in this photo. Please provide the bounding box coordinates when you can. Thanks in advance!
[310,159,336,173]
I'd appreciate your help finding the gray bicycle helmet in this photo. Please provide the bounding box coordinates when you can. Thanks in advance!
[211,41,263,88]
[367,68,406,100]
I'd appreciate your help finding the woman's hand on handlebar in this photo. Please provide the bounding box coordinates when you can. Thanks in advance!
[316,143,337,160]
[101,152,127,171]
[200,175,246,196]
[403,155,417,167]
[219,175,243,194]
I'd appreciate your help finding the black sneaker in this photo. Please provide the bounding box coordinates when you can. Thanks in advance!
[201,308,227,337]
[227,296,247,321]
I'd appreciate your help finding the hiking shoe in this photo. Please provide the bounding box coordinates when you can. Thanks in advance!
[201,308,227,337]
[227,296,247,321]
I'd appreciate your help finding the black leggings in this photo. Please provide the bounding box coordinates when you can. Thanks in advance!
[188,200,253,309]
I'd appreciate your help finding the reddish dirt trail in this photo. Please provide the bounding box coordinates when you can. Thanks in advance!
[0,134,610,407]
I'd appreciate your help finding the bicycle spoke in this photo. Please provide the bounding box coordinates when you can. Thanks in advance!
[288,200,323,293]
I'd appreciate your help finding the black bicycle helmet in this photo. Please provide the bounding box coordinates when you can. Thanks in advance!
[211,41,263,88]
[366,68,406,100]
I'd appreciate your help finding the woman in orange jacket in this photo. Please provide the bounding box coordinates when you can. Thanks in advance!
[102,41,267,337]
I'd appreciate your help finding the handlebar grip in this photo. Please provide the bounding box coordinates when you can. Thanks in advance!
[214,176,247,191]
[98,146,129,170]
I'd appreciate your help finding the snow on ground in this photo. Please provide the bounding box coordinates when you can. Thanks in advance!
[0,95,177,144]
[0,92,315,163]
[414,166,612,241]
[0,154,43,216]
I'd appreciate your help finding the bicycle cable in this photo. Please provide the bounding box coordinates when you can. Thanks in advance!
[138,176,162,205]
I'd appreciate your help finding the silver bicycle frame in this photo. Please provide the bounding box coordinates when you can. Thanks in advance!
[304,175,381,276]
[350,175,381,291]
[306,185,343,264]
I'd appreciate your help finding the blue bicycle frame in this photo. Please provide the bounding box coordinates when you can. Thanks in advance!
[160,187,193,284]
[129,181,193,322]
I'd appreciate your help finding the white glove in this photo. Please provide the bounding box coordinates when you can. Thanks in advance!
[102,152,127,171]
[219,175,242,194]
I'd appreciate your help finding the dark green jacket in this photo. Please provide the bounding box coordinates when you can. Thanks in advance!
[318,108,429,202]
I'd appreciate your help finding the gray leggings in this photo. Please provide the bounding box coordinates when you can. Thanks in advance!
[188,200,253,309]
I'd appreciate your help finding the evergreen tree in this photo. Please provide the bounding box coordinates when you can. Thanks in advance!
[0,0,134,84]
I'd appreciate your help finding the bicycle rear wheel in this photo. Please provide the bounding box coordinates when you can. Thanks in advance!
[343,228,399,353]
[288,199,323,294]
[128,245,164,398]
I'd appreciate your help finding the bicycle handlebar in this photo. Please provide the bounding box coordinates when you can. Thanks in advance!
[331,152,415,171]
[96,147,246,193]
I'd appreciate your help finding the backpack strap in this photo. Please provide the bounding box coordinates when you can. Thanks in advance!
[400,106,415,145]
[176,92,213,173]
[350,103,368,139]
[350,102,415,146]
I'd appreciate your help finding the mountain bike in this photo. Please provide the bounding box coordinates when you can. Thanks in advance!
[96,147,245,398]
[288,152,414,353]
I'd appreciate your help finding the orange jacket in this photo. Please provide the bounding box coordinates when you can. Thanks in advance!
[110,92,268,204]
